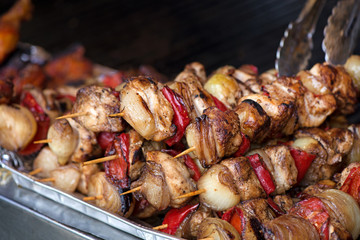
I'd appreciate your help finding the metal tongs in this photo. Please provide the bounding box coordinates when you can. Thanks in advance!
[276,0,360,77]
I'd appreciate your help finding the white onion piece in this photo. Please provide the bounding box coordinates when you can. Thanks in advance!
[33,147,59,178]
[316,189,360,239]
[50,164,81,193]
[197,218,241,240]
[48,119,78,165]
[292,137,318,151]
[197,164,240,211]
[0,104,37,151]
[344,55,360,92]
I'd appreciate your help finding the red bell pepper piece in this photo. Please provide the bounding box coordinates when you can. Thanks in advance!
[104,133,130,189]
[290,197,330,240]
[161,86,190,146]
[183,155,201,181]
[56,94,76,103]
[247,154,276,195]
[102,71,125,88]
[221,206,244,235]
[289,148,316,182]
[161,149,201,181]
[19,92,50,155]
[234,132,251,157]
[210,95,227,112]
[267,197,285,216]
[340,166,360,205]
[160,203,199,235]
[97,132,116,150]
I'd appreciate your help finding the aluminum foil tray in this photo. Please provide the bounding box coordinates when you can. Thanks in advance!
[0,147,180,240]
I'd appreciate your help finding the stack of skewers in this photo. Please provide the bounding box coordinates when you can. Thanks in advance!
[1,0,360,239]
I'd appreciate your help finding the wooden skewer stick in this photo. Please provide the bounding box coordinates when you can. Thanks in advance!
[82,155,118,166]
[33,139,52,144]
[108,112,124,117]
[120,186,142,196]
[152,224,168,230]
[173,146,196,159]
[83,195,103,201]
[56,112,88,120]
[29,168,42,176]
[37,177,55,183]
[175,189,206,199]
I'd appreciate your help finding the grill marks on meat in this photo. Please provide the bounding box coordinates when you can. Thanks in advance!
[186,107,242,167]
[310,64,357,115]
[263,145,298,194]
[120,76,175,141]
[132,151,196,210]
[127,129,145,181]
[295,128,354,184]
[72,85,124,133]
[172,67,216,120]
[221,157,266,201]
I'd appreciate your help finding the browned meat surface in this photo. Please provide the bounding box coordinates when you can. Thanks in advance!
[310,63,357,115]
[72,85,124,133]
[0,78,13,104]
[184,62,207,84]
[234,99,270,142]
[295,128,354,183]
[147,151,196,208]
[172,68,215,119]
[238,198,275,240]
[120,76,175,141]
[273,195,294,213]
[221,157,266,201]
[263,145,298,194]
[131,161,171,211]
[127,129,145,181]
[88,171,134,217]
[240,94,294,138]
[233,64,261,94]
[67,118,100,163]
[186,107,242,167]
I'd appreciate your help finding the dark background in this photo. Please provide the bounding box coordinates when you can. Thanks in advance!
[1,0,359,78]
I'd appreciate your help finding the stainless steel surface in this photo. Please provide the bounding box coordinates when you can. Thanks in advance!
[276,0,326,76]
[0,147,180,240]
[323,0,360,65]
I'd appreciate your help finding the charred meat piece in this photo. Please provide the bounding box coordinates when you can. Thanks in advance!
[221,157,266,201]
[295,127,354,183]
[88,171,134,217]
[120,76,175,141]
[234,99,270,142]
[240,94,294,138]
[131,161,171,211]
[263,145,298,194]
[127,129,145,181]
[72,85,124,133]
[67,117,99,163]
[0,78,13,104]
[186,107,242,167]
[172,68,216,120]
[310,63,357,115]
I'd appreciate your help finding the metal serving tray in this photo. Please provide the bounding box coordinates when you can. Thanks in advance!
[0,147,181,240]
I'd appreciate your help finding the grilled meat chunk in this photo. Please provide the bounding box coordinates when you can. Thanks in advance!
[120,76,175,141]
[72,85,124,132]
[221,157,266,201]
[263,145,298,194]
[186,107,242,167]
